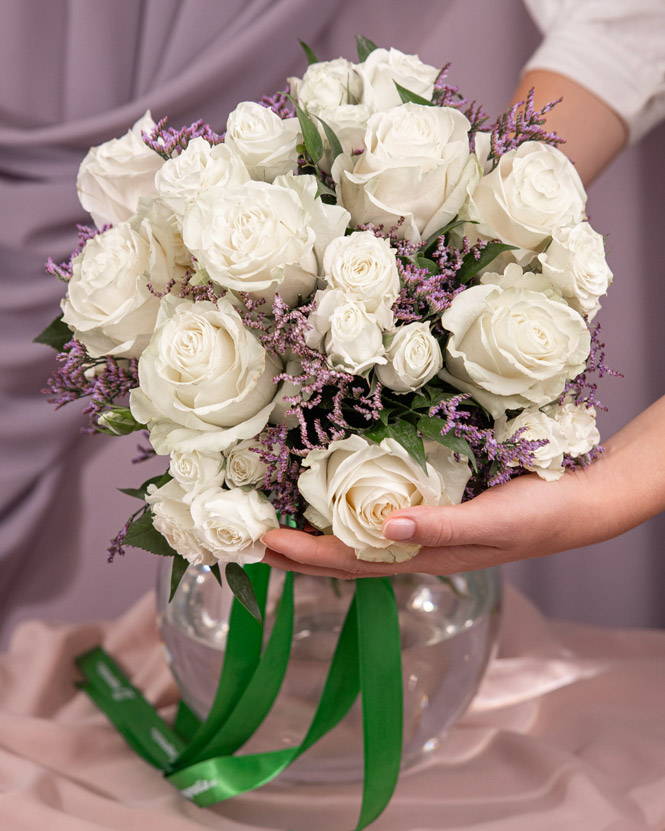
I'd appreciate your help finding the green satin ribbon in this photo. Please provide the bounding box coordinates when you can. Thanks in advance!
[76,571,404,831]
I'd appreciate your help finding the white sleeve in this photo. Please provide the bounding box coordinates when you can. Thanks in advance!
[523,0,665,143]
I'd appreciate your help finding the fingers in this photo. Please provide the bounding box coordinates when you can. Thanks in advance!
[382,501,504,549]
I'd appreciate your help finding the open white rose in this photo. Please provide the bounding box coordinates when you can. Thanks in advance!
[224,101,300,182]
[154,137,249,228]
[183,179,320,306]
[376,322,443,393]
[322,231,399,329]
[189,487,278,565]
[538,222,613,320]
[146,479,215,566]
[358,47,438,112]
[298,434,470,562]
[494,408,568,481]
[129,296,281,454]
[61,210,184,359]
[169,449,225,502]
[224,439,269,488]
[544,397,600,458]
[289,58,362,114]
[306,289,387,375]
[333,103,480,241]
[464,142,586,257]
[440,278,590,418]
[77,111,164,228]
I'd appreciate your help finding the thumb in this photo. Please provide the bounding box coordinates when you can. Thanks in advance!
[382,501,502,548]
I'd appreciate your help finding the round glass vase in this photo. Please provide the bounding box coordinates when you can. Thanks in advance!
[157,562,502,783]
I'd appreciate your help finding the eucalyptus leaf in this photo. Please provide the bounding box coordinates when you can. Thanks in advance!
[457,242,517,284]
[394,82,433,107]
[169,555,190,602]
[316,115,344,160]
[417,416,478,472]
[355,35,378,62]
[388,420,427,473]
[288,97,323,163]
[123,511,179,557]
[33,314,73,351]
[298,39,319,65]
[225,562,263,623]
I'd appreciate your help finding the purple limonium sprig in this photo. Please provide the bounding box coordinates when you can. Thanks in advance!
[432,63,488,143]
[45,224,109,281]
[253,425,304,518]
[142,117,224,160]
[561,320,621,411]
[488,89,564,161]
[178,269,221,303]
[260,86,295,119]
[563,444,605,471]
[133,432,156,463]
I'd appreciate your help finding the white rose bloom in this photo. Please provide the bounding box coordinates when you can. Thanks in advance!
[129,296,281,454]
[358,47,439,112]
[224,439,269,488]
[183,179,320,306]
[298,434,470,562]
[289,58,362,114]
[61,210,184,359]
[544,397,600,458]
[333,103,480,241]
[305,289,387,375]
[189,487,278,565]
[169,450,225,502]
[145,479,215,566]
[154,137,249,228]
[440,279,590,418]
[465,142,587,258]
[224,101,301,182]
[322,231,399,328]
[376,322,443,393]
[538,222,613,320]
[77,111,164,228]
[494,408,568,481]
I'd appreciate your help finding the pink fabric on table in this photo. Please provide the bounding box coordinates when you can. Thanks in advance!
[2,585,665,831]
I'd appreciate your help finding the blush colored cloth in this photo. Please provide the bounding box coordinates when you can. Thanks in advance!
[2,585,665,831]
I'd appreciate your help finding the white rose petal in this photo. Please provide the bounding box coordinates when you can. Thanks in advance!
[494,409,568,481]
[225,101,301,182]
[289,58,362,114]
[77,111,164,228]
[359,48,438,112]
[376,321,443,393]
[224,439,269,488]
[544,397,600,458]
[169,450,225,502]
[146,479,215,566]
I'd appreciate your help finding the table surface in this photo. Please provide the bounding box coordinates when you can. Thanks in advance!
[2,585,665,831]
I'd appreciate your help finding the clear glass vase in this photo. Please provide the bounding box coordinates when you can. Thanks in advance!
[157,562,502,783]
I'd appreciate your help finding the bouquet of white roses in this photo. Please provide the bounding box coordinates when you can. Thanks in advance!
[38,35,614,825]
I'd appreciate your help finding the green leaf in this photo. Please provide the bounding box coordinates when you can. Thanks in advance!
[457,242,517,284]
[210,563,223,587]
[33,314,73,351]
[316,115,344,160]
[298,39,319,65]
[364,421,391,444]
[123,511,178,557]
[388,420,427,472]
[415,255,439,274]
[96,406,145,436]
[394,82,433,107]
[118,472,171,501]
[288,96,323,163]
[315,180,336,199]
[356,35,378,62]
[225,562,263,623]
[169,555,190,601]
[417,417,478,472]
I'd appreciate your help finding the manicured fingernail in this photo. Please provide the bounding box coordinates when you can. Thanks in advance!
[383,518,416,541]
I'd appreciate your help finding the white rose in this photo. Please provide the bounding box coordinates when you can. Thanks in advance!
[376,322,443,393]
[224,439,269,488]
[145,479,215,566]
[440,279,590,418]
[538,222,613,320]
[154,137,249,228]
[189,487,278,565]
[169,450,225,502]
[465,142,586,257]
[224,102,301,182]
[77,111,164,228]
[358,48,438,112]
[305,289,386,375]
[544,397,600,458]
[298,434,470,562]
[129,296,281,454]
[182,179,319,306]
[322,231,399,329]
[494,408,568,481]
[61,210,184,359]
[315,104,370,173]
[289,58,362,114]
[333,103,480,241]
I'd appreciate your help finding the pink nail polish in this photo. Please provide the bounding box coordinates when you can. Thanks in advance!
[383,518,416,541]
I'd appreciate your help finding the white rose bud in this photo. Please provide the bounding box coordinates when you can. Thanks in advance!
[544,397,600,458]
[298,434,470,562]
[77,111,164,228]
[377,322,443,393]
[129,296,281,454]
[146,479,215,566]
[358,47,438,112]
[289,58,362,114]
[322,231,399,329]
[224,439,269,488]
[538,222,613,320]
[169,450,225,502]
[494,409,568,481]
[154,137,249,228]
[189,487,278,565]
[224,101,301,182]
[333,103,480,241]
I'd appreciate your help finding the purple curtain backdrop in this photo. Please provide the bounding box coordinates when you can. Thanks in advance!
[1,0,663,647]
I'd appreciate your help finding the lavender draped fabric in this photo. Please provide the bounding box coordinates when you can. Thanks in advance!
[1,0,664,645]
